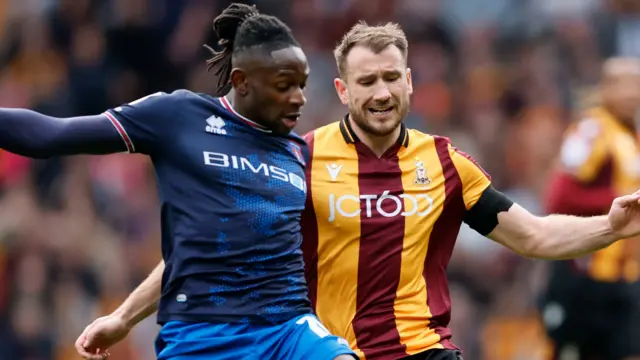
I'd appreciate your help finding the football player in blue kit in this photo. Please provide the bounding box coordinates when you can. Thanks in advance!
[0,3,356,360]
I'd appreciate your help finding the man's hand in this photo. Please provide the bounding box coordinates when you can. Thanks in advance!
[74,314,131,360]
[608,191,640,239]
[75,260,164,359]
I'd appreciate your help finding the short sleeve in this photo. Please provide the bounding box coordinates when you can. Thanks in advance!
[449,144,492,210]
[103,90,186,155]
[558,118,608,183]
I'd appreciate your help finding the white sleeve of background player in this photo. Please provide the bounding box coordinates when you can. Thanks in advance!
[559,118,607,182]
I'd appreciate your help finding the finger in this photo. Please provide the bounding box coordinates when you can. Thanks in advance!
[75,340,95,359]
[87,348,108,360]
[616,194,640,207]
[76,328,95,358]
[75,333,86,351]
[84,331,107,359]
[83,325,100,348]
[77,347,105,360]
[99,348,111,360]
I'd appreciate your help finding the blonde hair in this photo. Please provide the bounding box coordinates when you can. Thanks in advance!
[333,21,408,77]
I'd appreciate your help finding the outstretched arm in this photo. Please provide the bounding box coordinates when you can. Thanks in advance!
[0,109,127,158]
[448,135,637,260]
[474,187,640,260]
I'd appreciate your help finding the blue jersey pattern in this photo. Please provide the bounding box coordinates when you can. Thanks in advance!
[106,90,312,325]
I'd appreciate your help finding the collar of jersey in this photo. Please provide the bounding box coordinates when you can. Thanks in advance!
[219,97,272,133]
[339,114,409,148]
[591,106,636,137]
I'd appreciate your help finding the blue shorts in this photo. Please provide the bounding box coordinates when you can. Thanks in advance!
[155,314,358,360]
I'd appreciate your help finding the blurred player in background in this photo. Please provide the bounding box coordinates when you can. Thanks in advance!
[541,57,640,360]
[75,23,640,360]
[0,3,356,360]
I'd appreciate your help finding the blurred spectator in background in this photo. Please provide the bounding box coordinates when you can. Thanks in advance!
[541,57,640,360]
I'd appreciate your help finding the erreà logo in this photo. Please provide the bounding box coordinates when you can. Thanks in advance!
[206,115,227,135]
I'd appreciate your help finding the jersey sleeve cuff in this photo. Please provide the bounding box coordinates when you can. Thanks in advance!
[103,111,136,153]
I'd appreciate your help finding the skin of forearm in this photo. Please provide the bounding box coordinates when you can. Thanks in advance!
[113,260,164,328]
[527,214,614,259]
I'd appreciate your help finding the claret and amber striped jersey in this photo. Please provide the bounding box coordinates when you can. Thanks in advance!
[547,106,640,282]
[301,116,492,360]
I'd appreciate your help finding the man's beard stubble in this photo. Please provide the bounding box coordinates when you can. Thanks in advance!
[348,101,409,137]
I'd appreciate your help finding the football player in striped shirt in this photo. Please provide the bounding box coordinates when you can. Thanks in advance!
[75,22,640,360]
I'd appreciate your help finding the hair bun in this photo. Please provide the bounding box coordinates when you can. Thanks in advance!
[213,3,259,47]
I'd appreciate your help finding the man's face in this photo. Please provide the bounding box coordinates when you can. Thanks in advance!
[235,46,309,135]
[334,45,412,137]
[604,74,640,125]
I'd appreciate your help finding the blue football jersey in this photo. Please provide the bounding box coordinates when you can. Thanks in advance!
[104,90,312,325]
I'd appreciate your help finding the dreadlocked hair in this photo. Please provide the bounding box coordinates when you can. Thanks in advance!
[205,3,300,96]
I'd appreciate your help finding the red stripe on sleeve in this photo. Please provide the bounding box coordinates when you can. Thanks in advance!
[103,111,135,153]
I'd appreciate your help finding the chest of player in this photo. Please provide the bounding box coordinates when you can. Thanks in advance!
[308,156,446,228]
[172,120,307,199]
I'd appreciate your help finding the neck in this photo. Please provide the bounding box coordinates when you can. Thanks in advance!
[228,92,252,120]
[348,114,401,157]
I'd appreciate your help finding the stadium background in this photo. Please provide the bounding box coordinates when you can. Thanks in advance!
[0,0,637,359]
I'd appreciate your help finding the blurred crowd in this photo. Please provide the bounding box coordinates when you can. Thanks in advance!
[0,0,639,359]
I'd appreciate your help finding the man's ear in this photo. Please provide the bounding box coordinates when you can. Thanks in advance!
[334,78,349,105]
[230,68,248,96]
[406,68,413,95]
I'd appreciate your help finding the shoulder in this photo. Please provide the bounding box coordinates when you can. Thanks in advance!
[406,129,452,154]
[149,89,220,108]
[567,113,606,138]
[559,111,610,173]
[287,131,308,148]
[114,89,193,114]
[158,90,234,124]
[167,89,219,108]
[408,129,491,179]
[411,130,479,159]
[168,89,195,99]
[302,121,343,146]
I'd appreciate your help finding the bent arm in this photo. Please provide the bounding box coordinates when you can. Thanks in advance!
[113,260,164,329]
[0,108,127,158]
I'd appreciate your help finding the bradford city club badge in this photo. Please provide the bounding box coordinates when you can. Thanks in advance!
[414,158,431,185]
